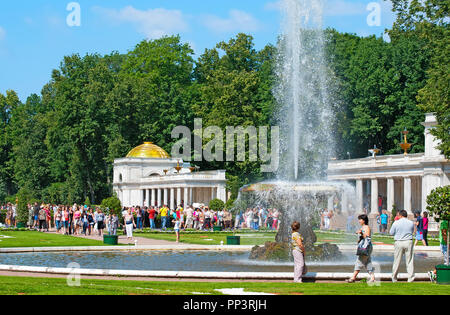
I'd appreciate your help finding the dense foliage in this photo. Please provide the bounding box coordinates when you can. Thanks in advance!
[426,186,450,222]
[0,1,447,204]
[388,0,449,158]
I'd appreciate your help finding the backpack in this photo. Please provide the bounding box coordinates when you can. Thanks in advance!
[356,237,373,256]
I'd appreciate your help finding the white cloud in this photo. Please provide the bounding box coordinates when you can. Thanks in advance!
[0,27,6,40]
[265,0,393,17]
[202,10,262,33]
[93,6,189,39]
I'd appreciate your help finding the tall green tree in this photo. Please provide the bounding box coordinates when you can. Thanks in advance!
[109,35,196,155]
[8,94,51,196]
[388,0,449,158]
[326,29,429,158]
[0,90,21,197]
[44,53,119,204]
[193,34,276,195]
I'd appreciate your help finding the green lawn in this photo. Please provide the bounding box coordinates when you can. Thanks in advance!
[0,231,105,248]
[137,231,277,246]
[137,230,441,246]
[0,276,448,295]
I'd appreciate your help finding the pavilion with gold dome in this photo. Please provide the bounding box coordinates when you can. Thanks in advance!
[113,142,227,208]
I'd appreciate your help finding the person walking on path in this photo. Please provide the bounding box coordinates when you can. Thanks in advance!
[107,213,119,236]
[291,221,307,283]
[148,207,157,230]
[439,219,449,265]
[94,208,105,237]
[160,205,169,230]
[380,210,389,235]
[136,206,143,231]
[45,206,52,232]
[390,210,415,282]
[414,211,427,247]
[347,214,376,283]
[124,209,136,241]
[184,205,193,229]
[422,212,430,246]
[173,212,181,243]
[54,208,62,233]
[38,207,47,232]
[62,207,69,235]
[32,202,40,230]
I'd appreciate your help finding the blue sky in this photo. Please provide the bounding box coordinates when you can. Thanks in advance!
[0,0,396,101]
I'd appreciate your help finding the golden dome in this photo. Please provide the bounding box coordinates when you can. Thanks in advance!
[126,142,170,159]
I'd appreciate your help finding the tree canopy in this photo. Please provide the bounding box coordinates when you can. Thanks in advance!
[0,8,447,203]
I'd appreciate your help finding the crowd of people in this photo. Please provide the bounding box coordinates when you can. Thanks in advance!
[0,202,283,236]
[234,208,280,230]
[1,200,448,284]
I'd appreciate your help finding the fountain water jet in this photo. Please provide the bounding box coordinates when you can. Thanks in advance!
[234,0,355,261]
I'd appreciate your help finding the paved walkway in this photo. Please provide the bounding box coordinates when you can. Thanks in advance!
[46,228,180,246]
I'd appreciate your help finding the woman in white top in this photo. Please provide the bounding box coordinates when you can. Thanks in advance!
[124,209,136,241]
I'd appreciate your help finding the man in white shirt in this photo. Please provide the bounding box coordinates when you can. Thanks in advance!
[184,206,193,229]
[390,210,415,282]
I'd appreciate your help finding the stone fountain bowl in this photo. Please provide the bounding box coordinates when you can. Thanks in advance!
[249,242,343,262]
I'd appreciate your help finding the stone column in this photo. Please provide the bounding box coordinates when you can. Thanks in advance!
[157,189,162,207]
[170,188,175,210]
[387,177,395,212]
[184,188,189,207]
[341,191,348,214]
[356,179,364,212]
[218,185,227,203]
[164,188,168,207]
[189,188,194,205]
[371,178,378,214]
[177,187,182,207]
[404,177,412,214]
[151,189,156,207]
[211,187,216,201]
[141,190,145,207]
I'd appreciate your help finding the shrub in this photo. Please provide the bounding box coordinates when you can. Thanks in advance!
[426,186,450,265]
[426,186,450,222]
[209,199,225,211]
[16,187,33,225]
[101,195,123,223]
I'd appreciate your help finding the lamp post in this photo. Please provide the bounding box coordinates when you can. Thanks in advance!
[400,129,412,155]
[369,145,380,158]
[175,160,182,173]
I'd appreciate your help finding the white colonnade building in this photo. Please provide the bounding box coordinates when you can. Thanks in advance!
[328,114,449,229]
[113,142,227,208]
